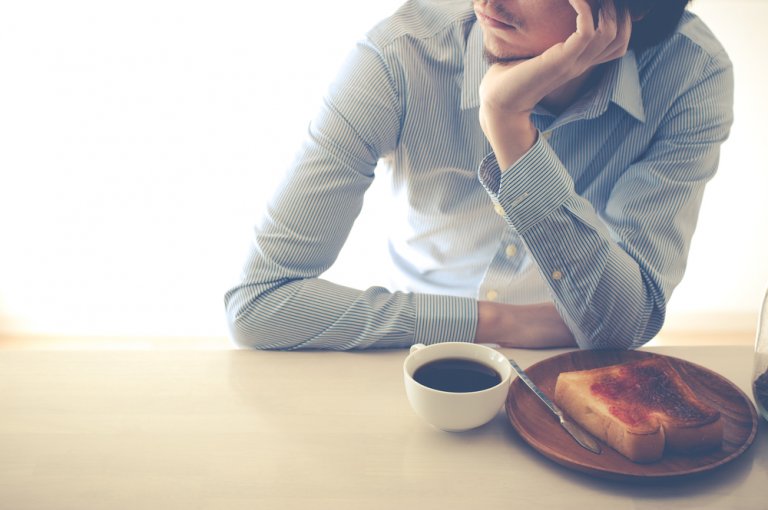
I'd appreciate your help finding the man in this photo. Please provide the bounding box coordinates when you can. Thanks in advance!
[224,0,733,350]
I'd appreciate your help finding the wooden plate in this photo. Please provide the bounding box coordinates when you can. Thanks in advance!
[505,350,759,481]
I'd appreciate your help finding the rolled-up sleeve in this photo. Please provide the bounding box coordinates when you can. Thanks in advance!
[478,54,733,350]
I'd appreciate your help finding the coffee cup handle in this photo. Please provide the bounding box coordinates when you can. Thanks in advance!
[409,343,426,354]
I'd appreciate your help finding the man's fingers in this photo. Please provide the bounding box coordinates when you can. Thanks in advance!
[597,0,618,25]
[595,3,620,46]
[572,1,630,66]
[539,0,631,85]
[570,0,596,37]
[561,0,599,62]
[594,7,631,64]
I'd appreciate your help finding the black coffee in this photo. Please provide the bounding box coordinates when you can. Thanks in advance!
[414,358,502,393]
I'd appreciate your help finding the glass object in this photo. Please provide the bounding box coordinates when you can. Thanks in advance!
[753,287,768,422]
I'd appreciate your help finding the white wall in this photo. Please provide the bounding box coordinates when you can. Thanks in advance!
[0,0,765,339]
[664,0,768,332]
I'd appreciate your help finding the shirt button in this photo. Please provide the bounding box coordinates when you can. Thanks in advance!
[542,131,552,140]
[551,270,563,281]
[505,244,517,258]
[485,290,498,301]
[494,204,505,216]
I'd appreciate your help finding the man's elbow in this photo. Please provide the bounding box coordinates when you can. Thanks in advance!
[224,288,283,350]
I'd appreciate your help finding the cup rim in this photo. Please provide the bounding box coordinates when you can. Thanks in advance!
[404,343,511,395]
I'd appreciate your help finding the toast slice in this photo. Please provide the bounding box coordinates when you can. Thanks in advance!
[554,357,723,463]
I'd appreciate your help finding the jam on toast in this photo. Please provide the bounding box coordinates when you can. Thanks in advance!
[554,357,723,463]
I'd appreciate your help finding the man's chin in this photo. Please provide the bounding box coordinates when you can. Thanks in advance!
[482,48,533,65]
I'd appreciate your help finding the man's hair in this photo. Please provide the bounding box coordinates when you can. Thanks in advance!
[605,0,691,51]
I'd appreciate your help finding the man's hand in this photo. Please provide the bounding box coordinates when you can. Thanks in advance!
[478,0,631,169]
[475,301,577,348]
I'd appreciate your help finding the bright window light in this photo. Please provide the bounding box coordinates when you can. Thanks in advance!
[0,0,764,342]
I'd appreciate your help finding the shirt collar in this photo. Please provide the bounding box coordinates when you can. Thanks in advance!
[593,49,646,123]
[460,21,646,124]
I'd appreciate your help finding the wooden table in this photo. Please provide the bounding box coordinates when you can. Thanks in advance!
[0,345,764,509]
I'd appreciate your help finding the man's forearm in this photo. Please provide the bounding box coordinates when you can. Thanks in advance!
[475,300,577,348]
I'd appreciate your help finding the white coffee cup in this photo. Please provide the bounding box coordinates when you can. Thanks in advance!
[403,342,512,431]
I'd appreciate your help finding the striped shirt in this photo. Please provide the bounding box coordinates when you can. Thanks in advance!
[225,0,733,350]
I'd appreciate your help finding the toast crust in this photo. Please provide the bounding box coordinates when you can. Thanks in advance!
[554,357,723,463]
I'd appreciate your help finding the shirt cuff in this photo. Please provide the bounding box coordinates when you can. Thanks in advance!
[413,293,477,345]
[478,134,573,233]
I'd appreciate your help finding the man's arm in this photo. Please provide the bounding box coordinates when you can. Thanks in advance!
[225,40,478,350]
[479,0,630,170]
[473,0,629,349]
[475,3,733,349]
